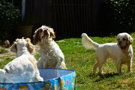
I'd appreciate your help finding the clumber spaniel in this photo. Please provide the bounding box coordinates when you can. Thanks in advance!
[0,38,43,83]
[82,32,133,74]
[33,25,67,69]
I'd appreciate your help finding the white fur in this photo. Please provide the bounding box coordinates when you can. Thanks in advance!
[33,25,67,69]
[0,38,43,83]
[82,32,133,74]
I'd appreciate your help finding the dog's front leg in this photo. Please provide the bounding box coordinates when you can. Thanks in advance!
[127,59,132,72]
[37,58,47,68]
[116,60,121,74]
[56,57,63,69]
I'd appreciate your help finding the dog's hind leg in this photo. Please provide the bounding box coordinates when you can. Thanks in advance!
[93,61,99,73]
[98,63,104,74]
[98,58,107,74]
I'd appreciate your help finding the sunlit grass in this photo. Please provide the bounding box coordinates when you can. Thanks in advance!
[0,32,135,89]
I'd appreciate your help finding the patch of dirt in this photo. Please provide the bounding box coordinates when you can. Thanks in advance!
[0,48,16,61]
[0,45,40,61]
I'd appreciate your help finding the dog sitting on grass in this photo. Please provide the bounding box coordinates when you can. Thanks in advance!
[33,25,67,69]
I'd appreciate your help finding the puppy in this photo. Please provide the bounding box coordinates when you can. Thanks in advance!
[33,25,67,69]
[0,38,43,83]
[82,32,133,74]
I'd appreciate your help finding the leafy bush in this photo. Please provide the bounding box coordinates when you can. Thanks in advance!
[107,0,135,33]
[0,0,20,40]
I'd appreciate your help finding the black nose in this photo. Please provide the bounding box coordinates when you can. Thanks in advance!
[44,30,48,34]
[118,41,122,45]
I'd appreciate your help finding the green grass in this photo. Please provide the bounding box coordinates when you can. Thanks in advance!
[1,32,135,89]
[0,57,14,68]
[0,46,8,54]
[56,33,135,90]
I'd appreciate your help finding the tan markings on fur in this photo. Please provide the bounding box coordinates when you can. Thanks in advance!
[44,26,55,38]
[25,38,35,54]
[33,29,42,44]
[47,27,55,38]
[28,58,38,71]
[16,38,22,42]
[10,43,17,52]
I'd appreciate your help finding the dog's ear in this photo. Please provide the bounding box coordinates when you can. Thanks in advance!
[10,42,17,52]
[49,28,56,38]
[26,38,35,55]
[117,34,120,41]
[33,29,42,44]
[128,35,133,44]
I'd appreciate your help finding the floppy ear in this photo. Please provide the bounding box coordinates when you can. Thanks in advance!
[10,42,17,52]
[49,28,56,38]
[33,29,41,44]
[117,33,120,40]
[26,38,35,54]
[128,35,133,44]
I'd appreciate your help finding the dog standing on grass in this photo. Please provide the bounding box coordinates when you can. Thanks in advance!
[82,32,133,74]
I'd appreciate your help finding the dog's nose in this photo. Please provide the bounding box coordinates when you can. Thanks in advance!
[118,41,122,45]
[44,29,47,33]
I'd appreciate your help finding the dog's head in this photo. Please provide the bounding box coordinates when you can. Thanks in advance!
[117,32,133,49]
[10,38,35,54]
[33,25,55,44]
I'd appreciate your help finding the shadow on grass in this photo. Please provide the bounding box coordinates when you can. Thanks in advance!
[89,72,119,82]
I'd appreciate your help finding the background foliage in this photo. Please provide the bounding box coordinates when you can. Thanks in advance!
[0,0,20,40]
[107,0,135,34]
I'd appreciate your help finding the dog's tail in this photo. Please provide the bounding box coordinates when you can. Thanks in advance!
[81,33,99,49]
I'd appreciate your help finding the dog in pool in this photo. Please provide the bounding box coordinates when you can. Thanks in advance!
[0,38,43,83]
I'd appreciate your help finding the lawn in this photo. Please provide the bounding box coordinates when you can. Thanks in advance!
[1,32,135,90]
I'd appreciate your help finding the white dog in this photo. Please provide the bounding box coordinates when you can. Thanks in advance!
[33,25,67,69]
[82,32,133,74]
[0,38,43,83]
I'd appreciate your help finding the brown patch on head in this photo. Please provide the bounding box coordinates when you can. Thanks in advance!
[10,38,23,52]
[42,26,56,39]
[33,26,56,44]
[33,29,42,44]
[127,34,133,44]
[25,38,35,54]
[10,42,17,52]
[49,27,56,38]
[28,58,38,71]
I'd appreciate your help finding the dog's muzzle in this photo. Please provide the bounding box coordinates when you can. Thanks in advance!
[117,42,127,49]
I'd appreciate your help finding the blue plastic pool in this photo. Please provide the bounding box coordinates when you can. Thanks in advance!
[0,68,76,90]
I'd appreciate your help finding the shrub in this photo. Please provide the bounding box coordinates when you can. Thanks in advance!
[0,0,20,40]
[107,0,135,33]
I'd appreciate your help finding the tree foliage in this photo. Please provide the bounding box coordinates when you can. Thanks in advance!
[107,0,135,33]
[0,0,20,40]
